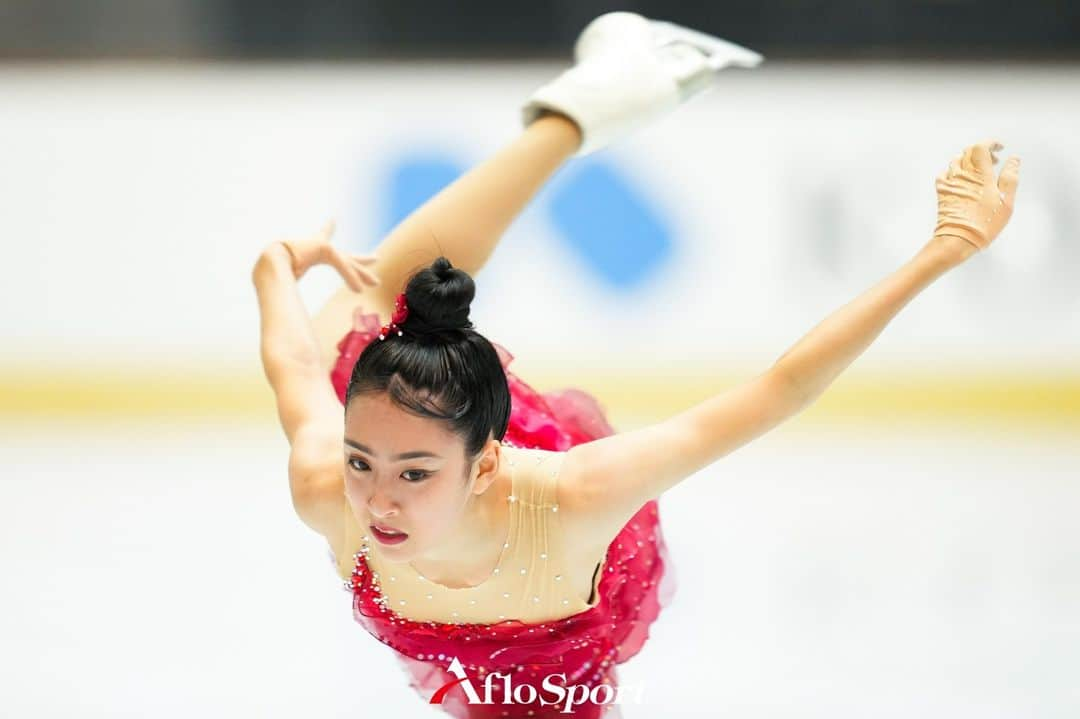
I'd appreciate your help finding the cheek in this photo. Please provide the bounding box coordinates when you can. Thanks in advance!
[414,483,460,522]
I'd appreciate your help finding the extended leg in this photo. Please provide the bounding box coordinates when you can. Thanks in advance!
[311,113,581,369]
[313,9,764,369]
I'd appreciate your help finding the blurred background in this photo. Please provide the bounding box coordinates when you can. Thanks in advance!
[1,1,1077,717]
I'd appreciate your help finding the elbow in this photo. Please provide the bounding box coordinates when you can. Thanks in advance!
[251,248,277,286]
[290,475,321,514]
[252,243,291,286]
[768,365,813,415]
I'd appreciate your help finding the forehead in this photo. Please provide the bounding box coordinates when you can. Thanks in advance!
[344,392,460,447]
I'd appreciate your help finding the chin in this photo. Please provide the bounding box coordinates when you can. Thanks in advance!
[381,543,418,563]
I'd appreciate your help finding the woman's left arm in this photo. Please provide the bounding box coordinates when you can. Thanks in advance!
[557,141,1021,545]
[562,234,976,543]
[774,140,1020,405]
[772,236,968,406]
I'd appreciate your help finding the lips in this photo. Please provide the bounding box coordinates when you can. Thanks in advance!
[371,523,407,537]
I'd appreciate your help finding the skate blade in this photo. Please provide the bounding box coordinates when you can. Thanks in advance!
[649,20,764,70]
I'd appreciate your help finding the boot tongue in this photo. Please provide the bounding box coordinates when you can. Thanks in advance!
[654,44,713,100]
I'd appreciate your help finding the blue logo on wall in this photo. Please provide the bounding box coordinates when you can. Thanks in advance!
[374,153,675,291]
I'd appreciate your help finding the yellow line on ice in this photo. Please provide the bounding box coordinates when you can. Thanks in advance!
[2,366,1078,428]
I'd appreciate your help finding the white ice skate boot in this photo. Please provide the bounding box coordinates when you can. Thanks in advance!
[522,11,763,156]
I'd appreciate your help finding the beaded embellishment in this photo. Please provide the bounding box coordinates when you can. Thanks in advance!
[344,449,578,625]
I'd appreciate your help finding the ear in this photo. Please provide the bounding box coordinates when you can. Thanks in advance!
[470,438,502,494]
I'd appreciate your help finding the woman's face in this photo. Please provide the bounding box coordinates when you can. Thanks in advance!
[342,391,488,562]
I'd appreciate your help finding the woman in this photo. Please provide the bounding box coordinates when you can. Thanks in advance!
[251,12,1021,718]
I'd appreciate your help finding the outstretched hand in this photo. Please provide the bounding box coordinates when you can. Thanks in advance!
[279,220,381,292]
[933,140,1021,256]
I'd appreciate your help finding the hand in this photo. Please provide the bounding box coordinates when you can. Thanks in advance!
[933,140,1021,258]
[279,220,380,292]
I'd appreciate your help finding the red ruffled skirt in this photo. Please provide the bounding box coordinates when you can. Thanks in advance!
[331,313,676,717]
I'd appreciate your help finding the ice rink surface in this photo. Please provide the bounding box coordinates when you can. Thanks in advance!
[2,417,1077,717]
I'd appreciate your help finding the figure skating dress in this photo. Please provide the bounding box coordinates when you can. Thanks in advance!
[327,312,676,717]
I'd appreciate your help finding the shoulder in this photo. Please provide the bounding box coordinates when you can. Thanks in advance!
[502,445,563,504]
[555,440,660,556]
[504,445,614,555]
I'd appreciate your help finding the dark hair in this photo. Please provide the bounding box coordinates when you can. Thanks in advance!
[345,256,511,464]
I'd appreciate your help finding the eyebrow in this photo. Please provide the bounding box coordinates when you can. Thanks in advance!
[343,438,443,461]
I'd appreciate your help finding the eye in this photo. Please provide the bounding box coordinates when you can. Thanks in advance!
[347,457,429,483]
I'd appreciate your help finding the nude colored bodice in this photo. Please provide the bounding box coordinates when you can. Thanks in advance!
[335,448,605,625]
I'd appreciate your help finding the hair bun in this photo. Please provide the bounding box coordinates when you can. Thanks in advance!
[401,256,475,336]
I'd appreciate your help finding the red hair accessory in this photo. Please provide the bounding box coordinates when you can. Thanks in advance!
[378,292,409,340]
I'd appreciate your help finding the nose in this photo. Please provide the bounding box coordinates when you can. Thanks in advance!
[363,481,399,520]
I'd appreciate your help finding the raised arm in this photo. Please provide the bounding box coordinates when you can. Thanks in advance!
[559,141,1021,546]
[252,223,379,538]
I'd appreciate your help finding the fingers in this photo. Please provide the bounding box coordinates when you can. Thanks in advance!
[947,154,963,178]
[961,145,977,173]
[936,172,981,201]
[968,139,1002,174]
[324,249,374,293]
[997,155,1021,208]
[342,254,380,290]
[352,261,380,287]
[306,219,381,290]
[350,255,379,281]
[954,140,1003,178]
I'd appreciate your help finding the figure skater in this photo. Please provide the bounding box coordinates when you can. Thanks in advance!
[251,11,1020,718]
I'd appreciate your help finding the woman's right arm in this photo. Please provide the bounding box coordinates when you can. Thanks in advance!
[558,141,1021,548]
[252,242,343,445]
[252,243,346,539]
[251,222,378,447]
[252,228,378,544]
